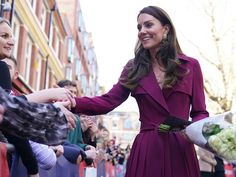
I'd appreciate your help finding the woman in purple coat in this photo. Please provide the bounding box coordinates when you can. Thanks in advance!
[72,6,208,177]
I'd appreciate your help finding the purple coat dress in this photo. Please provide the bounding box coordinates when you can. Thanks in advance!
[73,54,209,177]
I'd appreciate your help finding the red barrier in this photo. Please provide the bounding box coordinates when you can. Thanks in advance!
[0,143,10,177]
[105,161,115,177]
[225,164,235,177]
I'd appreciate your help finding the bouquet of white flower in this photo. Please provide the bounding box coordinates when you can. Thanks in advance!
[184,111,236,162]
[158,112,236,162]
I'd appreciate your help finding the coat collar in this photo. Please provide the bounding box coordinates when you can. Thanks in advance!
[178,53,191,62]
[138,69,170,113]
[137,54,191,113]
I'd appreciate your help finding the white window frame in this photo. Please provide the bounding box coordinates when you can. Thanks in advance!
[67,38,75,62]
[55,33,60,58]
[24,37,33,84]
[75,59,81,78]
[49,24,54,46]
[40,2,47,32]
[27,0,37,11]
[35,54,42,91]
[12,15,21,59]
[65,66,72,80]
[45,67,50,89]
[81,74,87,94]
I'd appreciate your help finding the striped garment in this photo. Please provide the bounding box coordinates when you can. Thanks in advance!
[29,141,57,170]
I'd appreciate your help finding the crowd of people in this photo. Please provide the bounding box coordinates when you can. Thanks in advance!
[0,17,130,176]
[0,4,234,177]
[0,52,130,177]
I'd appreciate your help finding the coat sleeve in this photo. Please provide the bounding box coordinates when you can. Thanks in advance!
[190,60,209,121]
[73,61,132,115]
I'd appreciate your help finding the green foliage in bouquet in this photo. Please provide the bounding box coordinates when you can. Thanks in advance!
[202,123,223,139]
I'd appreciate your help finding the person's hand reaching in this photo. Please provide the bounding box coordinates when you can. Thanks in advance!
[53,101,76,129]
[96,149,106,162]
[50,145,64,157]
[80,115,93,132]
[0,105,4,123]
[89,122,98,141]
[85,145,96,151]
[85,148,97,160]
[47,88,76,107]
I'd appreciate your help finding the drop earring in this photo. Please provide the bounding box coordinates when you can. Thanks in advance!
[163,33,167,39]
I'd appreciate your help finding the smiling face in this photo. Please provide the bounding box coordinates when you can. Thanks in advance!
[137,13,169,52]
[0,22,14,59]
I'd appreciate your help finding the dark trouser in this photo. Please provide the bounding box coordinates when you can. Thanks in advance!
[201,171,225,177]
[3,131,38,175]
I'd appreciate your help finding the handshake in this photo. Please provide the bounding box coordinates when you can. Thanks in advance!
[0,87,78,145]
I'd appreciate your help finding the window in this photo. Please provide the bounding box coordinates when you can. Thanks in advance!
[67,38,74,62]
[78,11,85,32]
[112,116,119,129]
[40,2,47,32]
[27,0,37,11]
[24,37,33,84]
[81,74,87,94]
[87,49,95,64]
[51,27,61,59]
[45,67,50,89]
[65,66,72,80]
[12,15,21,59]
[34,54,42,90]
[49,24,54,46]
[75,59,82,79]
[55,33,60,58]
[83,32,89,50]
[124,118,132,130]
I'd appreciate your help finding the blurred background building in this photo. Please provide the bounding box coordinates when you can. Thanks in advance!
[0,0,139,147]
[0,0,99,97]
[102,111,140,147]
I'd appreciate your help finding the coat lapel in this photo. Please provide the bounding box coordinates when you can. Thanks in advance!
[138,70,169,113]
[162,54,192,99]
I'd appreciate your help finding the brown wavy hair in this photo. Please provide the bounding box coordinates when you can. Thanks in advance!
[120,6,184,90]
